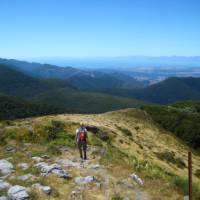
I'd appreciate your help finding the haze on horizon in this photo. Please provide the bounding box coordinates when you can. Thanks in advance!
[0,0,200,61]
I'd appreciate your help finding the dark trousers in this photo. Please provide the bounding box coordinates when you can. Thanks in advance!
[78,141,87,159]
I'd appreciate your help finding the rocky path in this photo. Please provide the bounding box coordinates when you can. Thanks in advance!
[0,145,150,200]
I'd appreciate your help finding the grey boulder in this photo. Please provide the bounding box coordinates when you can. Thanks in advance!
[32,183,51,195]
[17,163,29,170]
[0,180,11,190]
[75,176,96,186]
[57,159,78,168]
[0,196,8,200]
[130,174,144,186]
[34,162,70,178]
[0,160,14,175]
[7,185,29,200]
[31,157,43,162]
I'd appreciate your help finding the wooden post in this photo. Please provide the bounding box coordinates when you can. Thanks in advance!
[188,151,192,200]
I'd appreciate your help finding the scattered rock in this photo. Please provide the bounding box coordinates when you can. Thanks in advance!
[57,159,78,168]
[34,162,70,179]
[96,182,102,188]
[130,174,144,186]
[42,186,51,195]
[70,190,82,198]
[7,185,29,200]
[17,163,29,170]
[85,176,96,183]
[0,160,15,175]
[75,176,96,186]
[6,147,16,153]
[0,180,11,190]
[117,179,134,189]
[0,196,8,200]
[41,155,50,159]
[136,192,149,200]
[89,164,101,170]
[10,174,36,181]
[124,197,131,200]
[32,183,51,195]
[31,157,43,162]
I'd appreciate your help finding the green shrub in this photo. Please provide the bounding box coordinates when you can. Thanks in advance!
[0,189,7,196]
[116,126,132,137]
[90,135,103,147]
[171,176,200,198]
[119,139,124,144]
[111,196,123,200]
[45,120,65,141]
[0,130,7,145]
[156,151,186,169]
[195,169,200,178]
[46,144,61,155]
[29,190,39,200]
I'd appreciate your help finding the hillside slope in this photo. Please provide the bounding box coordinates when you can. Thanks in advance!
[0,94,65,120]
[0,109,200,199]
[33,88,144,113]
[0,64,145,114]
[0,64,74,98]
[100,77,200,104]
[0,58,146,90]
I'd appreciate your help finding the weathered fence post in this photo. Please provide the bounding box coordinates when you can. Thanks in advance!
[188,151,192,200]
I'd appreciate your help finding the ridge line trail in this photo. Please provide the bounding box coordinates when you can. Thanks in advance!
[56,144,150,200]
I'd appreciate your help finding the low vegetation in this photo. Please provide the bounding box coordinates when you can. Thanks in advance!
[142,102,200,149]
[156,150,186,169]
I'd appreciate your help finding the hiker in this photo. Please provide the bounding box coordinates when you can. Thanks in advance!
[76,124,88,160]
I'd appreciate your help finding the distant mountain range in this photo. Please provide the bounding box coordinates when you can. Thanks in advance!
[1,57,200,118]
[30,56,200,68]
[0,58,146,90]
[0,64,144,118]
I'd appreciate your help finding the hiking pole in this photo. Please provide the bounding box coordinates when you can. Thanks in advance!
[188,151,192,200]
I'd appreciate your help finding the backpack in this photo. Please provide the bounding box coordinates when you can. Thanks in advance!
[79,129,86,141]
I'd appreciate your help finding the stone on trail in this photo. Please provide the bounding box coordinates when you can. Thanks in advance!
[42,186,51,195]
[41,155,50,159]
[0,180,11,190]
[130,173,144,186]
[0,196,8,200]
[17,163,29,170]
[34,162,70,178]
[6,147,16,153]
[75,176,96,186]
[70,190,82,198]
[0,160,15,175]
[57,159,78,168]
[136,192,150,200]
[7,185,29,200]
[89,164,101,170]
[117,179,134,189]
[124,197,131,200]
[31,157,44,162]
[9,174,36,181]
[32,183,52,195]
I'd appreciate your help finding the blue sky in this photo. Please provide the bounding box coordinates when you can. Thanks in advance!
[0,0,200,59]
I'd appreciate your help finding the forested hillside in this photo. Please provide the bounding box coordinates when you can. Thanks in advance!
[100,77,200,104]
[142,101,200,149]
